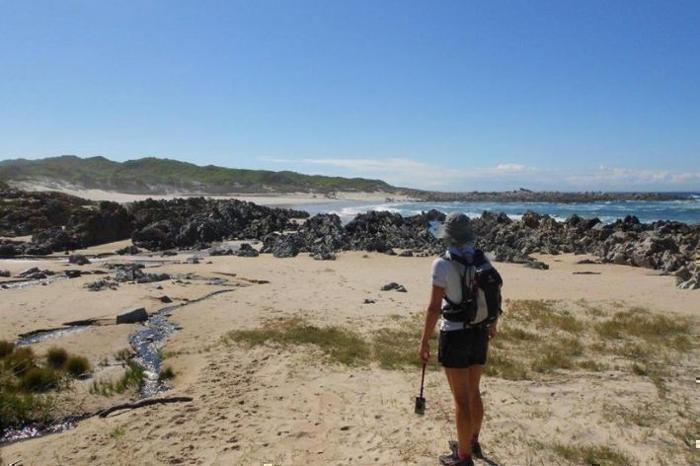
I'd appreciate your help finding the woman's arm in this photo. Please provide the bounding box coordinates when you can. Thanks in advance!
[417,285,444,363]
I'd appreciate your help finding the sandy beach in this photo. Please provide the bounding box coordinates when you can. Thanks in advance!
[3,1,699,464]
[9,182,413,206]
[1,244,698,466]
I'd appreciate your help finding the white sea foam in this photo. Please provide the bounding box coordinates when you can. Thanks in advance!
[300,198,700,224]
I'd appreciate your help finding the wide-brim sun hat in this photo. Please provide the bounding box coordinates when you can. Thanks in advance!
[437,212,475,246]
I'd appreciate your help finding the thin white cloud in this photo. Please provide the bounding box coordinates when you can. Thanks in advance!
[563,168,700,187]
[261,157,700,191]
[495,163,526,172]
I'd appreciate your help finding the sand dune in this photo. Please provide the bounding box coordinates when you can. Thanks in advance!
[11,181,411,205]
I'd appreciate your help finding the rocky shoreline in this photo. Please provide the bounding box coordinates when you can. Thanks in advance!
[1,187,698,289]
[410,188,694,203]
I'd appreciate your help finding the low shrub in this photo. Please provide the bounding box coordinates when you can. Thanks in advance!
[0,391,53,430]
[115,348,132,362]
[5,347,36,376]
[46,347,69,369]
[158,366,175,381]
[65,356,91,378]
[19,367,60,392]
[90,360,144,396]
[0,340,14,358]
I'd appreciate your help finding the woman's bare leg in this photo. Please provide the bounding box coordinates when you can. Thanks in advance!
[444,367,472,458]
[466,365,483,440]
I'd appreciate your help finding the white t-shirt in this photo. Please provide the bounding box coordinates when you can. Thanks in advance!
[431,248,490,331]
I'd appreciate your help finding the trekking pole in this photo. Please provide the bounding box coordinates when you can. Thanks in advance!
[414,362,426,415]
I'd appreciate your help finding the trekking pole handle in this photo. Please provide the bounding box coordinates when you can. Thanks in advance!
[419,362,426,397]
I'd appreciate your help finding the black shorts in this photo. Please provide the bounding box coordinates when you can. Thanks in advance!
[438,327,489,368]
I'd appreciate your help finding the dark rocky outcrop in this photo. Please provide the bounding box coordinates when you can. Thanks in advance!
[64,269,82,278]
[84,279,118,292]
[67,201,133,247]
[464,211,699,289]
[17,267,55,279]
[129,197,307,251]
[381,282,407,292]
[261,213,345,258]
[116,307,148,324]
[112,263,170,284]
[68,254,91,265]
[1,185,697,290]
[0,187,92,237]
[674,263,699,289]
[116,245,141,255]
[113,264,146,282]
[0,242,20,258]
[235,243,259,257]
[0,185,134,254]
[344,211,440,253]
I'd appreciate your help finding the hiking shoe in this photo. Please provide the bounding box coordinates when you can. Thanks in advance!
[448,439,458,454]
[470,441,483,458]
[439,452,474,466]
[449,439,482,459]
[439,450,457,465]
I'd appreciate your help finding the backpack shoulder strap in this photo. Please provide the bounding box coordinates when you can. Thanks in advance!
[447,253,472,268]
[473,249,487,266]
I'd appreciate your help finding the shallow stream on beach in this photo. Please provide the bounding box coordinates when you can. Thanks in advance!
[0,256,233,444]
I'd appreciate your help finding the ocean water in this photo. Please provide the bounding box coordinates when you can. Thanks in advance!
[295,194,700,225]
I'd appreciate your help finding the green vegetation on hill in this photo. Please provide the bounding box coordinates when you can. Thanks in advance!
[2,156,688,201]
[0,155,395,195]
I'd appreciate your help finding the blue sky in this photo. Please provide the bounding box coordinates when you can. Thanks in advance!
[0,0,698,191]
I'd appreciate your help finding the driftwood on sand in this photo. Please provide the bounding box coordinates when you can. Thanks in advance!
[98,396,193,418]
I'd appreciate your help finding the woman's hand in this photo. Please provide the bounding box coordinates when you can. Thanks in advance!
[417,340,430,364]
[488,321,498,339]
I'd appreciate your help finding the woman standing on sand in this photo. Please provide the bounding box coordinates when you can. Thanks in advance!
[418,212,503,466]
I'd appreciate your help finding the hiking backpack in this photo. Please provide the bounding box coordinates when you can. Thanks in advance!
[441,249,503,326]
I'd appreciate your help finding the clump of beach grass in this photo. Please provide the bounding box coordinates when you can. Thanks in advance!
[531,337,584,373]
[371,325,439,370]
[5,347,36,376]
[223,300,697,393]
[490,300,698,389]
[109,425,126,439]
[602,400,660,428]
[226,317,371,366]
[225,316,439,369]
[19,366,61,392]
[0,339,15,358]
[158,366,175,381]
[507,300,584,333]
[484,352,529,380]
[594,307,690,344]
[115,348,132,362]
[46,347,69,369]
[0,343,93,429]
[90,361,144,396]
[65,355,91,379]
[0,390,55,431]
[550,443,633,466]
